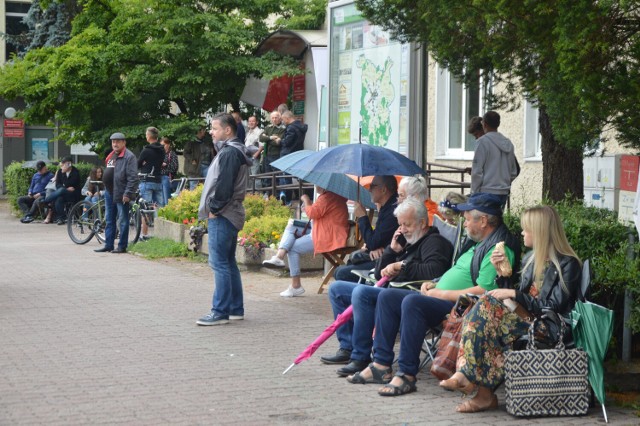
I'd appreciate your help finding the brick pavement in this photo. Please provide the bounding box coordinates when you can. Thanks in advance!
[0,200,637,425]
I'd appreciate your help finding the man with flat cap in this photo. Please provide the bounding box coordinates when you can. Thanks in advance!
[95,132,138,254]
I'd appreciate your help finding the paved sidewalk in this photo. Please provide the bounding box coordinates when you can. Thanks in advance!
[0,200,636,425]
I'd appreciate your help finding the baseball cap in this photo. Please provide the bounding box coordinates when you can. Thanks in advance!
[61,156,73,164]
[36,160,46,171]
[456,193,503,216]
[110,132,126,140]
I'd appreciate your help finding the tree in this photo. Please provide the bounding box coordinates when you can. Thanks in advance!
[0,0,313,152]
[355,0,640,201]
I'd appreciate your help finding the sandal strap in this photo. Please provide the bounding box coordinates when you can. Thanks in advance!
[394,372,417,391]
[369,363,392,382]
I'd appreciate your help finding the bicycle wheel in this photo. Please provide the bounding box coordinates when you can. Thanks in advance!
[93,201,107,244]
[127,203,142,245]
[67,201,95,244]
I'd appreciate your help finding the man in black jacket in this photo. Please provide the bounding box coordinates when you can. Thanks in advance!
[278,111,307,202]
[138,126,165,239]
[43,156,82,225]
[321,197,453,376]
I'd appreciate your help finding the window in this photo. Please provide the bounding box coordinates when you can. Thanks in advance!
[5,2,31,61]
[435,66,484,160]
[523,101,542,161]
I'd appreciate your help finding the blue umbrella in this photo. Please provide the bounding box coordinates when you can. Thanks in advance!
[286,144,424,177]
[271,150,375,208]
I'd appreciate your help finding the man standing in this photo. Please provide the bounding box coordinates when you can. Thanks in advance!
[245,115,264,177]
[95,133,138,254]
[471,111,519,205]
[184,127,215,188]
[196,113,253,326]
[18,161,54,223]
[138,127,165,239]
[279,111,307,158]
[232,111,246,144]
[259,111,285,186]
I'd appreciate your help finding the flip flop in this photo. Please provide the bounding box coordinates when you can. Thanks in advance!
[456,394,498,413]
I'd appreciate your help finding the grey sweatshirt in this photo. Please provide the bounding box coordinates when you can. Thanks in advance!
[471,131,519,195]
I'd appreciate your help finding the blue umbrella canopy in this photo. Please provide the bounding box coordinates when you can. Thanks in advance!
[286,144,424,177]
[271,150,375,208]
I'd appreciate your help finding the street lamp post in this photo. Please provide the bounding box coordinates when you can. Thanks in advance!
[0,107,17,194]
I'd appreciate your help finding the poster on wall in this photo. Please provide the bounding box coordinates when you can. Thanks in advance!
[31,138,49,160]
[329,1,409,152]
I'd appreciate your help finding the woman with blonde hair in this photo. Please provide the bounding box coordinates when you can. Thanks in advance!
[440,205,582,413]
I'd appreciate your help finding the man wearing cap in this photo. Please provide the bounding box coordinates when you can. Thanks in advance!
[18,161,54,223]
[95,133,138,254]
[346,193,520,395]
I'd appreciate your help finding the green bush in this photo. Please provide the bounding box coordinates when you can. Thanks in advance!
[504,198,640,334]
[158,185,203,224]
[243,193,290,222]
[239,215,290,249]
[5,161,94,214]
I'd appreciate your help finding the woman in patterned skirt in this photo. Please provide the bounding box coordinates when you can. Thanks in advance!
[440,205,582,413]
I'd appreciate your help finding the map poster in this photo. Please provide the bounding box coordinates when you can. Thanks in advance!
[329,1,410,151]
[31,138,49,160]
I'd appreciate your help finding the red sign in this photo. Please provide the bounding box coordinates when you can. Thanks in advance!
[620,155,640,192]
[3,128,24,137]
[4,119,24,128]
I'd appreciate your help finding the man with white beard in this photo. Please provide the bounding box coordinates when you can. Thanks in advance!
[321,197,453,377]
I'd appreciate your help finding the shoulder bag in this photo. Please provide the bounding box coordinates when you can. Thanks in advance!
[430,293,478,380]
[504,314,589,417]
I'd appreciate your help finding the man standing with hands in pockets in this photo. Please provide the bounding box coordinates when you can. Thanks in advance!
[196,113,255,326]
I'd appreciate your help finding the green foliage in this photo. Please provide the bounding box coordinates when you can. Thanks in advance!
[239,215,290,249]
[128,237,203,261]
[0,0,315,154]
[243,193,291,222]
[504,199,640,332]
[158,185,203,225]
[275,0,327,30]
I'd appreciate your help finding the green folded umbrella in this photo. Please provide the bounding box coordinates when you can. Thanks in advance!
[571,300,614,423]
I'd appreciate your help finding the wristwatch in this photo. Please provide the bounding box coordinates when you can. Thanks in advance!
[400,260,407,272]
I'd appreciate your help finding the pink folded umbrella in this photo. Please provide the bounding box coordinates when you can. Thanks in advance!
[283,276,390,374]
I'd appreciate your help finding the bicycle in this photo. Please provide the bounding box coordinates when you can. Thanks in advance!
[67,181,143,246]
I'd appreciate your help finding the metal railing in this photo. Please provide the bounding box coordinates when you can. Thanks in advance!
[424,162,471,198]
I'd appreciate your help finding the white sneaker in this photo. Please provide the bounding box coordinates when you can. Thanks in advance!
[229,315,244,320]
[280,286,305,297]
[262,256,285,268]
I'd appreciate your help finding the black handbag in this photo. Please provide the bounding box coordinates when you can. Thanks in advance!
[504,314,589,417]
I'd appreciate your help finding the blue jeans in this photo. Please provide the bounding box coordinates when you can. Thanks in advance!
[142,181,164,207]
[44,187,78,219]
[104,190,130,251]
[85,195,99,204]
[333,260,376,282]
[373,290,454,376]
[278,223,314,277]
[207,216,243,318]
[329,282,385,362]
[161,175,172,206]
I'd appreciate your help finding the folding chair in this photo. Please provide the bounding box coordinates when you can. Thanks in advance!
[317,220,361,294]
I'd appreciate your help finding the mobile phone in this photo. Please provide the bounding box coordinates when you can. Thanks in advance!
[396,233,407,247]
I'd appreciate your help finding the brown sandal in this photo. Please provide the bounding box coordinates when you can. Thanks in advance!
[456,395,498,413]
[439,376,476,395]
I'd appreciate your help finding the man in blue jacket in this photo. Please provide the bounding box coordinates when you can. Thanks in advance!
[19,161,54,223]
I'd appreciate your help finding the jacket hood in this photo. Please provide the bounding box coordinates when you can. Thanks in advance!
[290,121,308,132]
[145,142,165,153]
[216,138,255,165]
[483,132,514,154]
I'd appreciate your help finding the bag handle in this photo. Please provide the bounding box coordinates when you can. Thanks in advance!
[526,311,566,351]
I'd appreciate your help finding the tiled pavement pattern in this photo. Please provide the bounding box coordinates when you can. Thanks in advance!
[1,200,637,425]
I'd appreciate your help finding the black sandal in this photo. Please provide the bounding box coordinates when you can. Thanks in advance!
[378,372,417,396]
[347,363,392,384]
